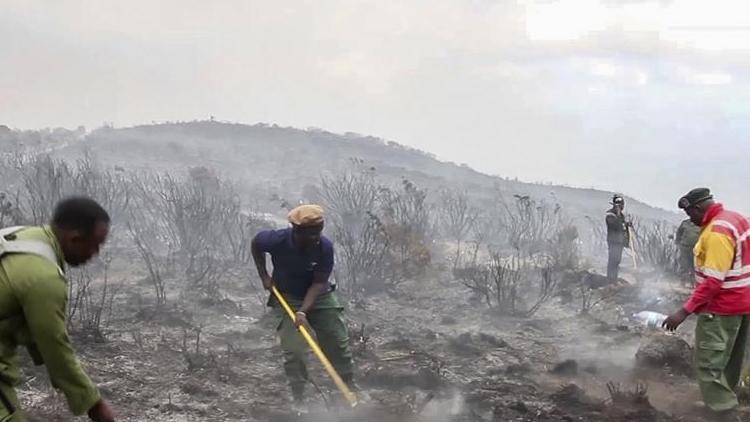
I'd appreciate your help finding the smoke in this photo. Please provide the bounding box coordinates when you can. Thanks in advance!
[419,391,465,421]
[299,390,466,422]
[563,333,640,372]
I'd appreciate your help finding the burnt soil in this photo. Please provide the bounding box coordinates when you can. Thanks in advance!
[17,266,750,422]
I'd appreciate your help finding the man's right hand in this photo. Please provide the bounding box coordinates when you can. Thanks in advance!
[262,276,274,291]
[662,308,690,331]
[88,399,115,422]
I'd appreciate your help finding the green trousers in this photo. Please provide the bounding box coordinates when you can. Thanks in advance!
[0,381,26,422]
[694,313,750,412]
[272,293,353,399]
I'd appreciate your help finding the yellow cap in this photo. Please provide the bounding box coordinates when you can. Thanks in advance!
[288,204,325,227]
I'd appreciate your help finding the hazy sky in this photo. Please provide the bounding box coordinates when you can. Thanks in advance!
[2,0,750,212]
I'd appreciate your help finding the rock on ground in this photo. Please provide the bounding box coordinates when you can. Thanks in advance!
[635,334,693,376]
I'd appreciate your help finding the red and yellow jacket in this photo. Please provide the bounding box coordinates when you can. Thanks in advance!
[684,203,750,315]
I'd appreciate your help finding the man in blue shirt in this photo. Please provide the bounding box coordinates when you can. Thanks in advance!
[251,204,354,407]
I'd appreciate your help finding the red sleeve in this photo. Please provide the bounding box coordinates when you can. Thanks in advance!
[683,277,723,314]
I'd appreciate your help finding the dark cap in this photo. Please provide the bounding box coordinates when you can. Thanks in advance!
[612,193,624,204]
[678,188,713,209]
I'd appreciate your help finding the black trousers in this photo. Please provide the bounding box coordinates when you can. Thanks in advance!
[607,243,624,281]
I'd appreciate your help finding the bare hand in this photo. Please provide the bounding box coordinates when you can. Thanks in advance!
[88,399,115,422]
[294,311,309,328]
[262,276,273,291]
[662,308,689,331]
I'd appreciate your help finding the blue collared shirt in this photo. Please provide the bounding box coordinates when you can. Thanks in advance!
[253,228,334,298]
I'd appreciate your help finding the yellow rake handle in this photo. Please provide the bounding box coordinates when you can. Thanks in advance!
[271,286,358,407]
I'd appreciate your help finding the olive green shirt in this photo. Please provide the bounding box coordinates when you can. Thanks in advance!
[0,226,100,415]
[675,218,701,249]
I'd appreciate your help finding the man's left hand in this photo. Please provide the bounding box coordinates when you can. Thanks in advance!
[662,308,689,331]
[295,311,309,328]
[88,399,116,422]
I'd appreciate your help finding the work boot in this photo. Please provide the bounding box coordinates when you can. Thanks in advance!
[341,374,369,404]
[291,386,308,414]
[291,399,309,415]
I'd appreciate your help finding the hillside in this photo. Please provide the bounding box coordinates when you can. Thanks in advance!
[50,121,677,225]
[3,123,730,422]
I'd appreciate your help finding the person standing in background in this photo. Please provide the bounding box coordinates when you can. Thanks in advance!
[605,194,631,281]
[675,218,701,278]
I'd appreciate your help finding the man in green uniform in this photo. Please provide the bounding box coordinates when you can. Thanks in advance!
[251,205,355,410]
[0,197,115,422]
[675,218,700,278]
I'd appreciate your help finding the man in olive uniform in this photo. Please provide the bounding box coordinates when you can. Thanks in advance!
[251,204,354,409]
[0,197,115,421]
[605,194,631,281]
[675,218,700,277]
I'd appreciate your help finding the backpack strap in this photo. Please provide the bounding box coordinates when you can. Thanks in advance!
[0,226,63,272]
